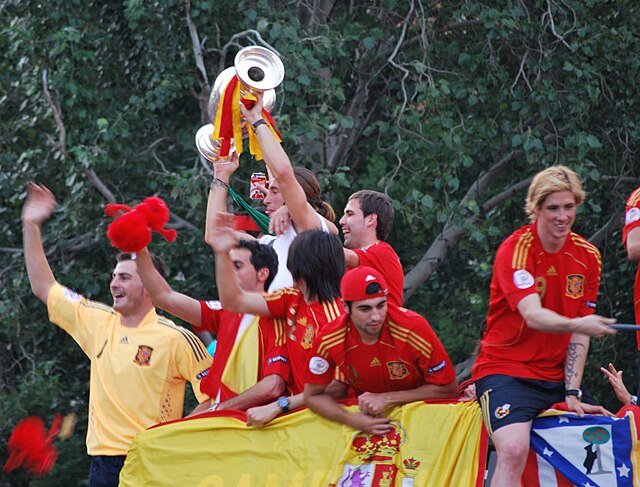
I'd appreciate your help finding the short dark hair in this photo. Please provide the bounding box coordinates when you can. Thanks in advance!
[237,239,278,291]
[117,252,167,280]
[349,190,394,241]
[287,230,345,302]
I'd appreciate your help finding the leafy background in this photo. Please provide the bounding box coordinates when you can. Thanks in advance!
[1,0,639,483]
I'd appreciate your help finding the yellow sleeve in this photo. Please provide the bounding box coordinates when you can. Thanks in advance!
[172,327,213,403]
[46,282,114,356]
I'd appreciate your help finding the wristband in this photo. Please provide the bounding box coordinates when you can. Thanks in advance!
[208,401,220,412]
[631,395,638,405]
[211,178,229,190]
[252,119,268,130]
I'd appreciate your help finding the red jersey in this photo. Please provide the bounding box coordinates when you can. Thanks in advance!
[305,306,455,395]
[472,224,601,382]
[264,288,343,394]
[623,188,640,347]
[352,241,404,307]
[198,300,289,400]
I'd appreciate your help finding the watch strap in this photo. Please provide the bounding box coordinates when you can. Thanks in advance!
[565,388,582,399]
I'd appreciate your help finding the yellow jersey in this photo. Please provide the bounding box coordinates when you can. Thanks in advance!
[47,282,212,455]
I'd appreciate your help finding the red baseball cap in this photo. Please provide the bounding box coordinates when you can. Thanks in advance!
[340,266,388,302]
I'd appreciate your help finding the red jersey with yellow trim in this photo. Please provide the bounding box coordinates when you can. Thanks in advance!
[352,241,404,307]
[264,288,343,394]
[472,224,601,382]
[623,188,640,347]
[198,301,289,400]
[305,305,455,395]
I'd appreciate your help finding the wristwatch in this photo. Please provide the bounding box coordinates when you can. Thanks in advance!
[565,389,583,400]
[630,395,638,405]
[277,396,290,413]
[207,401,220,412]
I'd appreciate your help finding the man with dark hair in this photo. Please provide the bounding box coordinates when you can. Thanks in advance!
[304,266,457,434]
[21,183,212,487]
[471,166,616,486]
[209,212,345,426]
[135,238,289,417]
[340,190,404,307]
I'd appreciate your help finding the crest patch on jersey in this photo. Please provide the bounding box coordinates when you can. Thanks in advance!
[566,274,585,299]
[513,270,534,289]
[495,403,511,419]
[133,345,153,366]
[387,361,410,380]
[626,207,640,225]
[309,356,329,375]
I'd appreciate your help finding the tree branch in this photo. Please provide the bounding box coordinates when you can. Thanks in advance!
[42,68,67,159]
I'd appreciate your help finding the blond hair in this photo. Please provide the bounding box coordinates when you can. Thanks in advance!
[525,166,585,222]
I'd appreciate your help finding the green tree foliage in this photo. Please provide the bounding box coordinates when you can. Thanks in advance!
[1,0,639,482]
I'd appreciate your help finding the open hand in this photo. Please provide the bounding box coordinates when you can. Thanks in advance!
[22,183,56,225]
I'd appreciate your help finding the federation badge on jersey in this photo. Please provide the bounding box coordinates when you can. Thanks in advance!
[566,274,584,299]
[309,356,329,375]
[301,322,315,350]
[626,207,640,225]
[387,361,410,380]
[513,270,534,289]
[133,345,154,366]
[495,403,511,419]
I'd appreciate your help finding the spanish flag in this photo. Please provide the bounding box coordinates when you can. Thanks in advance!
[120,401,487,486]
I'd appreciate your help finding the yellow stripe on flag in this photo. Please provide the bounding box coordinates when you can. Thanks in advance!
[220,315,261,396]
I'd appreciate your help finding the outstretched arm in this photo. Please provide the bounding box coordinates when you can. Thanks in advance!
[517,293,616,337]
[136,248,203,327]
[205,153,240,246]
[241,96,322,232]
[22,183,57,303]
[209,212,270,316]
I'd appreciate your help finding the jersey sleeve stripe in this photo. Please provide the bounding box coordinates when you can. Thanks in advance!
[82,301,117,314]
[627,189,640,207]
[512,230,533,269]
[273,318,286,346]
[158,320,208,361]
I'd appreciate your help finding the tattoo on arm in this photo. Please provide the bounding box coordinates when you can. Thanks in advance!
[564,342,586,389]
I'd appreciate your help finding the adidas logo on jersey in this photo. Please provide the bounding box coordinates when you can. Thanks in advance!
[547,266,558,276]
[370,357,381,367]
[119,336,129,344]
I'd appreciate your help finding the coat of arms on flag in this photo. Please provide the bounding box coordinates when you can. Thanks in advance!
[522,406,640,487]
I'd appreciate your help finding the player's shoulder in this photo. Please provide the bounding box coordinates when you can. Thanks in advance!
[156,317,210,360]
[568,232,601,260]
[626,187,640,207]
[386,306,429,332]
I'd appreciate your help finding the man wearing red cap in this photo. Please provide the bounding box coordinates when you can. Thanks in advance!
[304,266,457,434]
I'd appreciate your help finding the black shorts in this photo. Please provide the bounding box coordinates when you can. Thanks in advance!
[475,375,566,435]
